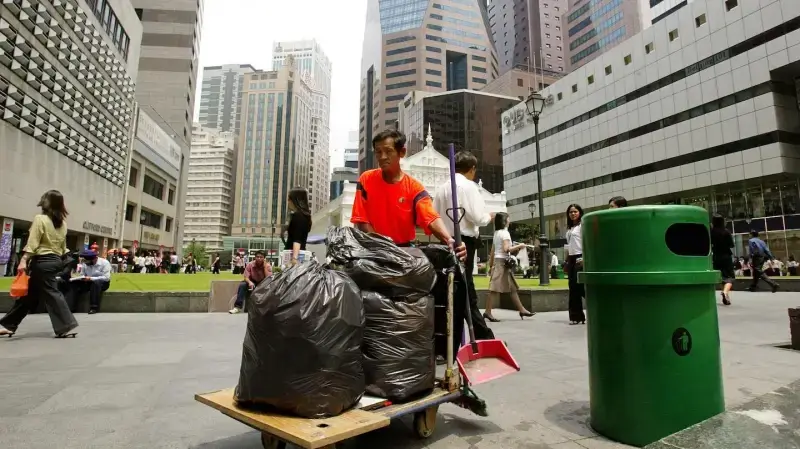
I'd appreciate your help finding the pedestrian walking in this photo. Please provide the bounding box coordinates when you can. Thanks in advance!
[565,204,586,325]
[710,214,735,305]
[0,190,78,338]
[211,253,221,274]
[433,150,496,337]
[608,196,628,208]
[485,213,535,321]
[748,230,779,292]
[285,187,312,266]
[789,255,798,276]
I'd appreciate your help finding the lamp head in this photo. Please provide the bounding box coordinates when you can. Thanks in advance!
[525,92,546,118]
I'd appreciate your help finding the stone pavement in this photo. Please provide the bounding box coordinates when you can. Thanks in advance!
[0,292,799,449]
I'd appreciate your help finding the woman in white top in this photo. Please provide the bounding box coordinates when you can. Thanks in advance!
[565,204,586,325]
[486,213,535,322]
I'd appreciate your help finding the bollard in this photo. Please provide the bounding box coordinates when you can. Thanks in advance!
[790,308,800,350]
[579,205,724,447]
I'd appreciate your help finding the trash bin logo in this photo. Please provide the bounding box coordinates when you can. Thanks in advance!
[671,327,692,356]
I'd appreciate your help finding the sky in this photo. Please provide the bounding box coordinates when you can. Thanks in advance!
[194,0,367,167]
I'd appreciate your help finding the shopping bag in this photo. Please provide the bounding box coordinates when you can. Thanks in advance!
[10,272,29,299]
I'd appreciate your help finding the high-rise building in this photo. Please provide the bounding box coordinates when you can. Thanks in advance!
[649,0,690,24]
[184,124,236,252]
[232,63,313,238]
[359,0,498,172]
[272,40,332,213]
[0,0,142,264]
[489,0,570,75]
[343,148,359,169]
[131,0,204,255]
[330,167,359,201]
[198,64,257,135]
[564,0,649,71]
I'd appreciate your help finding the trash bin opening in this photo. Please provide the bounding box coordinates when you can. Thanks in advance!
[665,223,710,257]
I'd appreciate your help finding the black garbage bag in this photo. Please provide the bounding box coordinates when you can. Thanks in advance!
[362,291,435,401]
[420,245,466,359]
[234,262,365,418]
[326,226,436,297]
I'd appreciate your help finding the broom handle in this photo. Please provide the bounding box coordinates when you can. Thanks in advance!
[447,144,479,355]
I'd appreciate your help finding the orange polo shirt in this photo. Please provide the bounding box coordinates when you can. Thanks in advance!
[351,169,439,244]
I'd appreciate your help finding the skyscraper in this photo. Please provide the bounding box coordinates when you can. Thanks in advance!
[232,63,313,237]
[198,64,257,135]
[273,40,332,213]
[489,0,570,75]
[359,0,498,172]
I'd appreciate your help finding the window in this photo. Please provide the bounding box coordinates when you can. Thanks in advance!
[386,36,415,45]
[386,69,417,78]
[386,81,416,90]
[386,57,417,67]
[125,203,135,222]
[165,217,173,233]
[669,29,679,42]
[725,0,738,11]
[426,68,442,76]
[471,55,487,62]
[572,84,578,93]
[472,66,486,73]
[695,14,707,27]
[168,188,175,205]
[143,174,165,200]
[472,77,487,84]
[645,42,654,54]
[426,46,442,53]
[140,209,162,229]
[605,65,612,75]
[557,92,563,100]
[425,57,442,64]
[587,75,594,84]
[556,35,561,41]
[624,54,632,65]
[556,46,562,51]
[517,78,524,87]
[129,166,138,187]
[426,80,442,87]
[545,43,551,48]
[386,46,416,56]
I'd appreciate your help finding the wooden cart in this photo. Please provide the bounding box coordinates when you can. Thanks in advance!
[196,272,466,449]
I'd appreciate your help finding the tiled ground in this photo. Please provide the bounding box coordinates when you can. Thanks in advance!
[1,292,799,448]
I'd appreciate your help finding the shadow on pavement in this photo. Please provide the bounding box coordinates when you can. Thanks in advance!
[544,399,595,439]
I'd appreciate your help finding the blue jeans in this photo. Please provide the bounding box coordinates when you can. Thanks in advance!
[235,281,251,308]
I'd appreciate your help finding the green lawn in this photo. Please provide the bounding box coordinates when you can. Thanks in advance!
[0,271,569,292]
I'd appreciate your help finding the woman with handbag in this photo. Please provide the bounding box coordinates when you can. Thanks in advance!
[565,204,585,325]
[0,190,78,338]
[484,212,535,322]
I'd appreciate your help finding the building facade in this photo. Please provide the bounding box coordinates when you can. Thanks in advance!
[482,66,564,99]
[398,89,519,193]
[184,124,235,252]
[343,147,359,169]
[0,0,142,274]
[650,0,695,25]
[330,167,359,201]
[232,63,313,239]
[564,0,649,71]
[503,0,800,259]
[273,40,333,214]
[489,0,571,75]
[123,111,183,251]
[198,64,256,135]
[359,0,499,172]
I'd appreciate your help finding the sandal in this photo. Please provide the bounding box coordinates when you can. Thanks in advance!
[55,332,77,339]
[0,329,14,338]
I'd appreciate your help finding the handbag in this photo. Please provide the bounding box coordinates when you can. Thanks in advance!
[10,272,30,299]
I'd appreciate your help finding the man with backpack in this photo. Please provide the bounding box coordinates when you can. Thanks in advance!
[748,230,779,293]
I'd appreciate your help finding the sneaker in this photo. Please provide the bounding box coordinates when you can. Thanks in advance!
[88,309,98,315]
[772,284,780,293]
[436,355,446,366]
[228,307,242,314]
[721,292,730,306]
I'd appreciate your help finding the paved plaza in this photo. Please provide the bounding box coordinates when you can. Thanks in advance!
[1,293,799,449]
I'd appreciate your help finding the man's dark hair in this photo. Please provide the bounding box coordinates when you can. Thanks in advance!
[371,129,406,151]
[454,151,478,174]
[254,250,265,257]
[750,230,759,238]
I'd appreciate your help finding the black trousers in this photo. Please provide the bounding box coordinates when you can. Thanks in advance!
[567,254,586,323]
[750,257,777,290]
[463,235,495,340]
[66,279,110,311]
[0,255,78,335]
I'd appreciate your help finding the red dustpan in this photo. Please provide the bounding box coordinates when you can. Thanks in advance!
[445,143,521,386]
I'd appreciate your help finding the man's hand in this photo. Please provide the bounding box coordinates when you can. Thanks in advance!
[83,276,91,281]
[16,260,26,275]
[448,239,467,262]
[247,281,255,290]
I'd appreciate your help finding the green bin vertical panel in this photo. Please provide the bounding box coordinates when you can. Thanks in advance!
[587,284,724,447]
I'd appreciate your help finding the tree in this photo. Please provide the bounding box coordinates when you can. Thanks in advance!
[509,223,534,243]
[183,241,209,269]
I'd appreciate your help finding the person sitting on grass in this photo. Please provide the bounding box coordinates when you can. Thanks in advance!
[229,250,272,314]
[65,249,112,315]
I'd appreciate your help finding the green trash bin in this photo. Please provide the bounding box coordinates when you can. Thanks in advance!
[578,205,724,447]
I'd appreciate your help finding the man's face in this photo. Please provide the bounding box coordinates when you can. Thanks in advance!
[374,138,404,173]
[254,254,265,265]
[86,257,97,266]
[464,167,477,181]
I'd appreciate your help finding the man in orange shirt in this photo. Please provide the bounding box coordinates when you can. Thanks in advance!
[352,129,466,260]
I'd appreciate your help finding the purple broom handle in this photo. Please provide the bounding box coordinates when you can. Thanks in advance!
[448,143,462,247]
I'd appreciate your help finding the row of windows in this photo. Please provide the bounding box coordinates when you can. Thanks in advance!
[386,46,416,56]
[426,68,442,76]
[379,0,429,34]
[570,12,623,51]
[425,34,487,52]
[569,0,623,37]
[386,69,417,78]
[385,80,416,90]
[473,77,487,85]
[387,57,417,67]
[426,57,442,64]
[473,65,486,73]
[432,3,480,19]
[472,55,487,62]
[426,45,442,53]
[426,80,442,88]
[505,80,787,182]
[386,35,416,45]
[429,13,479,29]
[386,94,405,102]
[571,26,626,65]
[86,0,130,58]
[568,0,605,23]
[427,24,484,42]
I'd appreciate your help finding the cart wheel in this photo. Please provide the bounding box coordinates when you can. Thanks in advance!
[413,406,438,439]
[261,433,286,449]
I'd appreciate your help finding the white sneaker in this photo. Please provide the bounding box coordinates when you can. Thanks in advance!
[228,307,242,314]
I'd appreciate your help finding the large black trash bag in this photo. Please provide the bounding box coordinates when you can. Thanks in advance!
[362,291,435,401]
[420,245,466,359]
[234,261,365,418]
[326,226,436,297]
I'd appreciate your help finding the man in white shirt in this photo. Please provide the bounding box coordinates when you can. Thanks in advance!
[434,151,495,340]
[66,249,112,314]
[550,251,559,279]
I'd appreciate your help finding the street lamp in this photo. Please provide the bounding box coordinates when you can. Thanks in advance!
[270,219,277,266]
[139,213,146,254]
[525,91,549,286]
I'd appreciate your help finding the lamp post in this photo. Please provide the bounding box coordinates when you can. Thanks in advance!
[139,214,146,254]
[271,219,277,266]
[525,92,549,286]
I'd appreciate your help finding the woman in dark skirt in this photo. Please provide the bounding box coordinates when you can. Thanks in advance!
[711,214,735,305]
[565,204,585,325]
